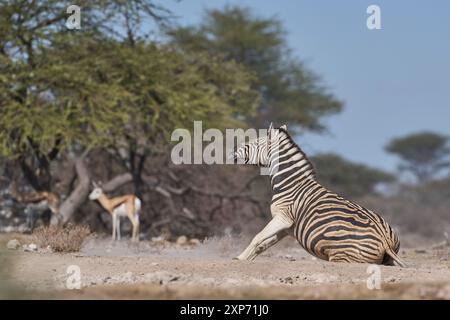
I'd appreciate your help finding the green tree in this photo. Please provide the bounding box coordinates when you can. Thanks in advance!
[0,1,258,194]
[167,5,343,132]
[0,0,154,190]
[385,132,450,182]
[311,153,395,198]
[94,42,258,196]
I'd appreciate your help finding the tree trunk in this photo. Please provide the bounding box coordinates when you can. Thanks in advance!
[103,173,132,192]
[57,151,91,225]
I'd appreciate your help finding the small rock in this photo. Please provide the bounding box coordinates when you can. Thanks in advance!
[151,236,166,243]
[414,249,427,254]
[280,277,294,284]
[285,254,296,261]
[7,239,21,250]
[23,243,38,252]
[385,276,397,283]
[150,262,159,267]
[176,235,188,245]
[189,238,201,245]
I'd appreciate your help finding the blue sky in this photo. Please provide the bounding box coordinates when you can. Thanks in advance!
[162,0,450,172]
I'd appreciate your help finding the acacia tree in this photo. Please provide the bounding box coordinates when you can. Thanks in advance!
[167,5,343,132]
[385,132,450,183]
[0,0,171,190]
[0,1,259,224]
[0,1,256,185]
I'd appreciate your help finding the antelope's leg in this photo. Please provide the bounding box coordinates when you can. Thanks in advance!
[130,218,139,241]
[126,200,139,242]
[135,219,140,241]
[117,216,121,241]
[112,214,116,240]
[235,215,292,261]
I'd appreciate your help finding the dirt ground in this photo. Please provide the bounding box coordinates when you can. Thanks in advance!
[1,233,450,299]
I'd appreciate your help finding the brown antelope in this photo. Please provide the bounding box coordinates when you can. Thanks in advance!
[88,182,141,241]
[10,181,60,230]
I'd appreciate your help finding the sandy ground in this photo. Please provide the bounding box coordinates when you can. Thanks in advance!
[1,233,450,299]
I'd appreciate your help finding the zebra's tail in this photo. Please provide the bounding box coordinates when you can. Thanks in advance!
[385,246,407,268]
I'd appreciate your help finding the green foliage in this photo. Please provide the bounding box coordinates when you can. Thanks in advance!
[385,131,450,182]
[0,33,130,159]
[0,1,258,156]
[311,153,395,198]
[168,5,343,132]
[0,1,259,191]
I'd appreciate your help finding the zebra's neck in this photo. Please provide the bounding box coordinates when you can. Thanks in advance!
[268,130,315,191]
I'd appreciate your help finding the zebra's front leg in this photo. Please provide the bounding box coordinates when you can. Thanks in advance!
[238,230,288,261]
[235,215,292,261]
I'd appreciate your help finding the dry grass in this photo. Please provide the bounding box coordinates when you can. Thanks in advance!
[33,224,91,253]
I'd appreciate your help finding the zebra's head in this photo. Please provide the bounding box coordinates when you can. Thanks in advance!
[232,123,287,166]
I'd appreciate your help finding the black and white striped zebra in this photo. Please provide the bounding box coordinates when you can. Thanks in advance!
[232,123,405,267]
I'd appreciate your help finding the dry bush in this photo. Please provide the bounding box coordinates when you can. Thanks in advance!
[33,224,91,252]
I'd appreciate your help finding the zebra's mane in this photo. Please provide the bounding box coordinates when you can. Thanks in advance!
[276,127,316,178]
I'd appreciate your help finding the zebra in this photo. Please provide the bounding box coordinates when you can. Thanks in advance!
[232,123,406,267]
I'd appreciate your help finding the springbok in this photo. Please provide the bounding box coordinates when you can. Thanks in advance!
[10,181,60,231]
[88,182,141,241]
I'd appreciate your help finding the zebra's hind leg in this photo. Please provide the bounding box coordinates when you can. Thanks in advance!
[235,215,292,261]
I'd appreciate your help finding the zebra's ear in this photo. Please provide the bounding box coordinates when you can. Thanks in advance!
[280,124,288,131]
